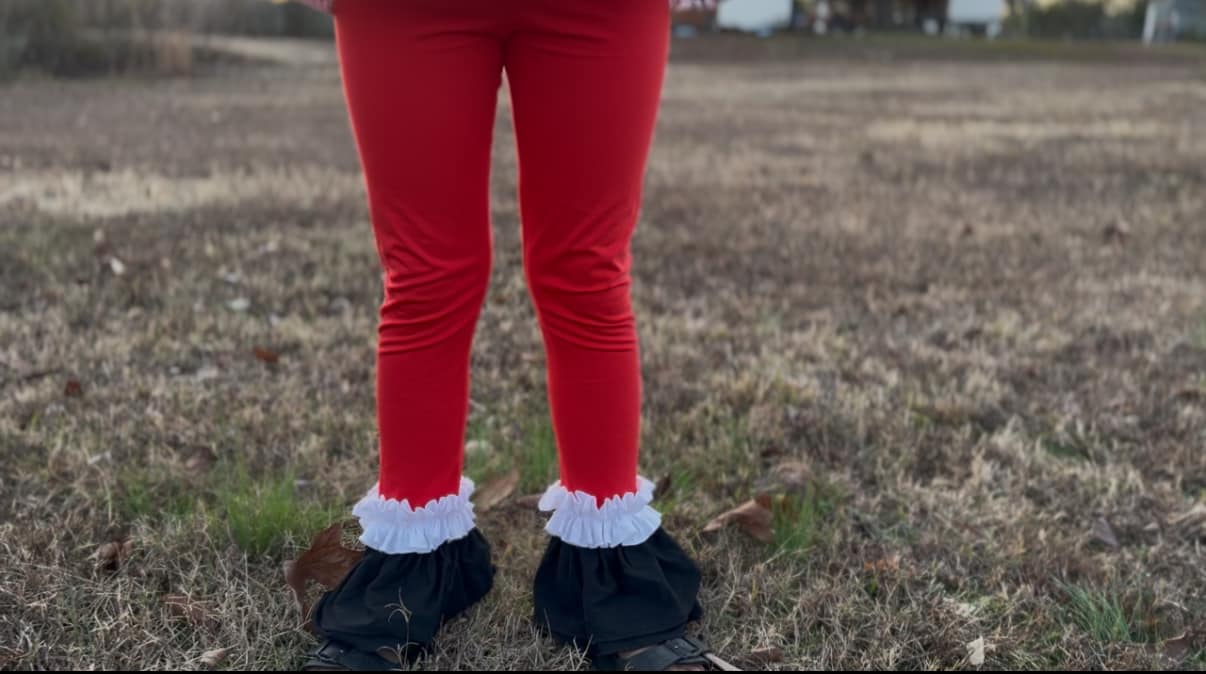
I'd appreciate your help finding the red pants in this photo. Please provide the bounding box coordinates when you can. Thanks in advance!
[335,0,670,508]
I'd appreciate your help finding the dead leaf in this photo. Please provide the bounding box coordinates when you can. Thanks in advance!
[759,444,785,459]
[1103,219,1130,243]
[863,554,901,573]
[164,594,217,631]
[200,648,231,669]
[1169,502,1206,529]
[654,473,673,501]
[96,542,120,572]
[1173,386,1204,402]
[748,646,784,665]
[185,447,217,476]
[1161,631,1194,663]
[95,539,135,572]
[966,636,986,666]
[88,451,112,466]
[1090,517,1120,549]
[473,469,520,513]
[284,521,363,631]
[514,493,543,509]
[253,346,280,364]
[64,379,83,397]
[702,499,774,544]
[772,460,813,490]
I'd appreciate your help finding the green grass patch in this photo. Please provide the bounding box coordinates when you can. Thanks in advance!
[1041,434,1090,462]
[1192,317,1206,350]
[463,408,561,494]
[462,416,503,484]
[651,467,697,516]
[117,471,199,521]
[517,413,558,494]
[773,480,840,555]
[211,465,339,557]
[1058,582,1145,644]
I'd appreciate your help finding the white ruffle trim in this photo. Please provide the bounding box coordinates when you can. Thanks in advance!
[538,476,662,548]
[352,477,477,554]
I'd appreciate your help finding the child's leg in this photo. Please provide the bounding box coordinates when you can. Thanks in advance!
[336,0,501,512]
[310,0,505,659]
[506,0,704,657]
[507,0,667,505]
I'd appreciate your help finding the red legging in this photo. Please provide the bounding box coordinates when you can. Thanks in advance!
[334,0,669,507]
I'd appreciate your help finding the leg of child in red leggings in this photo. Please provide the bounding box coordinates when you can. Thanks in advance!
[506,1,702,659]
[311,2,501,658]
[311,0,701,665]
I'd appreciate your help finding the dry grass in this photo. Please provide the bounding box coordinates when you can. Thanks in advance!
[1,36,1205,670]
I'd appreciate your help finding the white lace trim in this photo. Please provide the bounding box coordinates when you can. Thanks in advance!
[352,477,476,554]
[537,476,662,548]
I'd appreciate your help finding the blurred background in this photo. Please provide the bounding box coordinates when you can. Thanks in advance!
[1,0,1203,77]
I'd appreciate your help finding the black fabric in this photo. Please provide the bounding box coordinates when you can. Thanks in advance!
[311,529,495,660]
[533,527,703,657]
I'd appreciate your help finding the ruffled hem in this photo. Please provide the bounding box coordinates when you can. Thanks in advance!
[352,477,476,554]
[537,476,662,548]
[533,527,703,656]
[312,529,495,659]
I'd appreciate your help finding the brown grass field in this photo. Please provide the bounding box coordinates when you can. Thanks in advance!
[1,35,1205,670]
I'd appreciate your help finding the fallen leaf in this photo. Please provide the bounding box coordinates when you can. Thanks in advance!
[1161,631,1194,663]
[514,493,543,509]
[185,447,217,476]
[759,444,785,459]
[702,499,774,544]
[772,460,813,490]
[1174,386,1204,402]
[1169,502,1206,528]
[654,473,673,501]
[1090,517,1120,549]
[95,539,135,572]
[948,599,978,619]
[473,469,520,513]
[96,542,120,571]
[194,365,220,382]
[966,636,986,666]
[863,554,901,573]
[284,521,363,631]
[164,594,217,631]
[87,451,112,466]
[200,648,231,669]
[64,379,83,397]
[747,646,784,665]
[1102,219,1130,243]
[253,346,279,364]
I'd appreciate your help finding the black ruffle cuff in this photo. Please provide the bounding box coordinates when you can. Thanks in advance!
[311,528,495,658]
[533,527,704,656]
